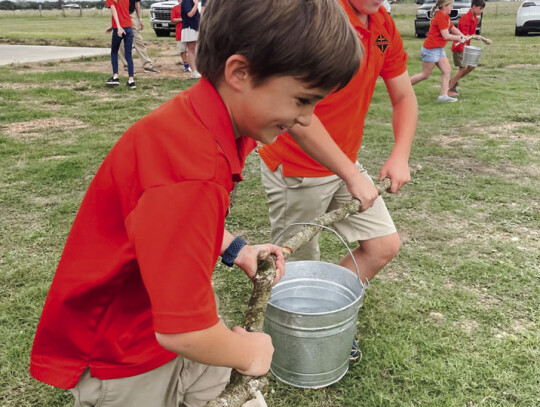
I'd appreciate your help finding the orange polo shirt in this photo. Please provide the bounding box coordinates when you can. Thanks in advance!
[30,78,256,389]
[423,10,453,49]
[258,2,407,177]
[106,0,132,29]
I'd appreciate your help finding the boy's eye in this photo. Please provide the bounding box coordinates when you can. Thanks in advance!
[297,98,311,106]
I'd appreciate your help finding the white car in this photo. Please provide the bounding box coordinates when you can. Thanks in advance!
[515,0,540,36]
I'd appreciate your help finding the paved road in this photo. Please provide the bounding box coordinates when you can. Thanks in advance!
[0,44,110,66]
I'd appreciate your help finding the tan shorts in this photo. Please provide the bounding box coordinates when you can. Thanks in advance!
[177,41,187,54]
[260,160,396,261]
[70,357,231,407]
[453,51,465,68]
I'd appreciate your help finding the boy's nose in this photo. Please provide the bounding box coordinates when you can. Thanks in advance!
[295,108,315,127]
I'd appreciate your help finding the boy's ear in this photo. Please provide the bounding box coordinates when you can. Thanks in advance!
[223,55,251,92]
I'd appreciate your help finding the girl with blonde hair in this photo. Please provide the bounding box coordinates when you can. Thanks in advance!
[410,0,470,102]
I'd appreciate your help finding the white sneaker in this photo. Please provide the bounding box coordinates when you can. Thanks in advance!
[190,71,201,79]
[438,94,457,103]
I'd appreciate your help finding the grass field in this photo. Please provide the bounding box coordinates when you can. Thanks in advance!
[1,3,539,407]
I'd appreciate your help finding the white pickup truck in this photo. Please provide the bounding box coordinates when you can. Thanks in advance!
[149,0,177,37]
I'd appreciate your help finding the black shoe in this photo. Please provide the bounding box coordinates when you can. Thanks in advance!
[350,339,362,361]
[106,77,120,86]
[126,81,136,89]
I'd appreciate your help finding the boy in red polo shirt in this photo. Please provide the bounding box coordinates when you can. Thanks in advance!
[258,0,417,358]
[106,0,136,88]
[30,0,363,406]
[448,0,493,96]
[171,0,191,72]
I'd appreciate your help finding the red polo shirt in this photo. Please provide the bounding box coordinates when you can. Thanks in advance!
[258,3,407,177]
[171,4,183,41]
[106,0,132,29]
[30,78,256,389]
[423,10,453,49]
[452,10,478,52]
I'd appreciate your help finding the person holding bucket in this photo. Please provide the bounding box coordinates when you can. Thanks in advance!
[448,0,493,96]
[410,0,470,103]
[29,1,364,406]
[259,0,418,361]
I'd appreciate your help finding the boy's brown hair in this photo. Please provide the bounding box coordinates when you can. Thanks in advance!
[197,0,362,91]
[471,0,486,9]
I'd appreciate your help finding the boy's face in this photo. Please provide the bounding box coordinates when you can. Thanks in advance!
[471,5,484,17]
[231,76,328,145]
[348,0,387,17]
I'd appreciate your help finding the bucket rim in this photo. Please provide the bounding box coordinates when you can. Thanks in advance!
[268,262,365,316]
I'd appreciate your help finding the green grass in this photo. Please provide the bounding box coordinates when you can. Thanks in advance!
[1,3,539,407]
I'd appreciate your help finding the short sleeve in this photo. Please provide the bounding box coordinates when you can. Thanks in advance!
[379,18,408,79]
[125,181,230,334]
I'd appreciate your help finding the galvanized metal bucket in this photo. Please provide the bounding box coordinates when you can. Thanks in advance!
[462,45,483,67]
[264,225,366,388]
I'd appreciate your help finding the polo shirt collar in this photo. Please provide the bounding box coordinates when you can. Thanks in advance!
[189,78,244,179]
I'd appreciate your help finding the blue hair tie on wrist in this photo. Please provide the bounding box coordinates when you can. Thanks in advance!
[221,237,247,267]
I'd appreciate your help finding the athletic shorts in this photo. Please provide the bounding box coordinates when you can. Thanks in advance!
[421,46,447,63]
[260,160,396,262]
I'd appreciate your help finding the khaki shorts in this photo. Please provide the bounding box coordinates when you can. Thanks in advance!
[260,160,396,261]
[453,51,465,68]
[70,357,230,407]
[177,41,187,54]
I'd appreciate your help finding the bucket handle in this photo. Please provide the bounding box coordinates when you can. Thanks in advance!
[275,222,368,289]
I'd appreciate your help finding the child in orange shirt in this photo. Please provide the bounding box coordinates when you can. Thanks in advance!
[410,0,469,102]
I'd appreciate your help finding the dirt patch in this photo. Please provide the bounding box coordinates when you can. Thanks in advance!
[3,117,87,140]
[429,312,445,322]
[506,64,540,69]
[457,318,478,335]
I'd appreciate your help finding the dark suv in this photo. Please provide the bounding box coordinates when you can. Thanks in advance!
[414,0,482,38]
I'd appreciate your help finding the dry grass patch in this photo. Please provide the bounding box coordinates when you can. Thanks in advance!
[3,117,86,140]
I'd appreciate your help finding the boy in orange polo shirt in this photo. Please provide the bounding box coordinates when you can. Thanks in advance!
[448,0,493,96]
[29,1,363,406]
[259,0,417,359]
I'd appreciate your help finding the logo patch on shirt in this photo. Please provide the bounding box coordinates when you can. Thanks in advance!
[375,34,390,54]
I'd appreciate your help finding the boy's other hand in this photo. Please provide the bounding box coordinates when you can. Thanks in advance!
[380,156,411,194]
[234,244,285,285]
[231,327,274,376]
[346,172,378,212]
[105,26,113,33]
[117,27,125,38]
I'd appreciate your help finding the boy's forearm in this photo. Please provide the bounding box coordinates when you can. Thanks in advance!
[386,72,417,160]
[155,322,254,371]
[220,230,235,255]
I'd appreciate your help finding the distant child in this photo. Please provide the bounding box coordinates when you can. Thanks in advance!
[171,0,191,72]
[29,1,362,406]
[448,0,492,96]
[181,0,201,79]
[410,0,469,102]
[106,0,136,89]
